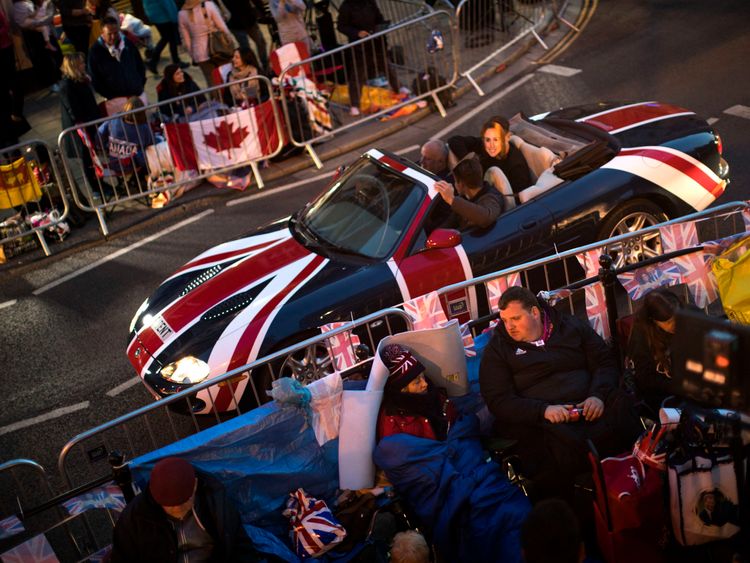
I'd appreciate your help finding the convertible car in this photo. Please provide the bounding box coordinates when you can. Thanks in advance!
[127,100,729,412]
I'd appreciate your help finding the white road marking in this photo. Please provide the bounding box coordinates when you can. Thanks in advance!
[432,73,536,140]
[707,117,719,125]
[539,64,581,77]
[723,105,750,120]
[33,209,215,296]
[0,401,90,436]
[227,144,423,207]
[106,376,142,397]
[0,299,17,310]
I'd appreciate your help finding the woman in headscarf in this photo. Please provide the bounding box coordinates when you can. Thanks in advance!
[157,63,204,120]
[178,0,236,87]
[377,343,457,441]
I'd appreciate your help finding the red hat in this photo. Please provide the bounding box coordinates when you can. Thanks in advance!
[381,343,425,395]
[149,457,196,506]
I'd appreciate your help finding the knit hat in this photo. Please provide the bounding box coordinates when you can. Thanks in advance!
[381,343,426,394]
[149,457,196,506]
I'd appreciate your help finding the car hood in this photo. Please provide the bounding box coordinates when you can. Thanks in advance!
[127,226,335,380]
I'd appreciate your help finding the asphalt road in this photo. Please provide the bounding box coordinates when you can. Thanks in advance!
[2,0,749,486]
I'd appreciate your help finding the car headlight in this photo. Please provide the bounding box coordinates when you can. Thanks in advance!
[160,357,211,385]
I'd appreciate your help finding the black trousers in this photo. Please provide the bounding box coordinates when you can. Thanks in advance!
[152,22,180,64]
[63,24,92,55]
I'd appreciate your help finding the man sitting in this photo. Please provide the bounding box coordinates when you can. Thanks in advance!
[419,139,452,181]
[479,287,641,499]
[111,457,260,562]
[434,153,502,230]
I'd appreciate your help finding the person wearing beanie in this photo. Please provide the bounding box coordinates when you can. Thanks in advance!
[111,457,261,562]
[376,343,457,441]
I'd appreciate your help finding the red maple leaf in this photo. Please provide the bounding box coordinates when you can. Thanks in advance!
[203,120,250,158]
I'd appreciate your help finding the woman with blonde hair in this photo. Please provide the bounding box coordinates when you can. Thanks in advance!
[97,95,158,171]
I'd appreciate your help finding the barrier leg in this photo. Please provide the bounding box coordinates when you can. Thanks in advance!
[94,207,110,238]
[530,28,549,50]
[463,72,485,96]
[250,161,264,190]
[430,92,447,118]
[35,231,51,257]
[305,144,323,170]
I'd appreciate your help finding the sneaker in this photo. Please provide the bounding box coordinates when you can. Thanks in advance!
[349,106,360,117]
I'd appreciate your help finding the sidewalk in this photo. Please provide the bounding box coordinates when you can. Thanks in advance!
[3,0,584,274]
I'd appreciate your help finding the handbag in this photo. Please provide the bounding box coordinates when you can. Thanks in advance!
[711,236,750,323]
[667,447,741,545]
[201,2,234,65]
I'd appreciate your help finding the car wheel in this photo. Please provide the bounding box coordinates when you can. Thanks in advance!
[597,200,669,269]
[278,341,335,385]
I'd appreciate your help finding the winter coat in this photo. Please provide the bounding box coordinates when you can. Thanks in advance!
[377,387,457,441]
[111,472,260,562]
[627,325,673,413]
[59,77,101,157]
[142,0,179,24]
[444,181,502,230]
[336,0,386,42]
[97,117,156,169]
[374,414,530,562]
[178,0,232,63]
[479,305,619,426]
[157,73,205,119]
[88,35,146,99]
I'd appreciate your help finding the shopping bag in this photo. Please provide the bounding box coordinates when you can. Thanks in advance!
[668,449,741,545]
[283,488,346,558]
[600,454,664,533]
[712,237,750,324]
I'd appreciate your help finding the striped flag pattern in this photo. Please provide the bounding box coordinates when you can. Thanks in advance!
[0,515,24,540]
[617,260,682,301]
[284,488,346,557]
[0,534,58,562]
[62,483,126,516]
[576,248,610,339]
[659,222,718,307]
[486,273,522,313]
[403,291,449,330]
[320,322,361,371]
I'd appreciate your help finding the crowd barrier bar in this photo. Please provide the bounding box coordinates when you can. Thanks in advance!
[278,10,458,167]
[454,0,549,95]
[57,308,413,488]
[57,75,284,237]
[434,201,750,324]
[0,140,71,258]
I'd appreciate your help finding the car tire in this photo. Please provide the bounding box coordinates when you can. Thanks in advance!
[597,199,669,269]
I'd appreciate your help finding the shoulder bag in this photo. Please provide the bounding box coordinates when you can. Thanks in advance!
[201,2,234,65]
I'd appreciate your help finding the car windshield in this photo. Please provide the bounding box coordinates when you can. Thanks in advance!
[297,158,425,259]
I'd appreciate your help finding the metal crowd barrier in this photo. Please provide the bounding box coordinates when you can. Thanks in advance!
[435,202,750,333]
[0,140,70,259]
[57,75,285,237]
[376,0,434,26]
[279,10,457,167]
[57,308,413,489]
[455,0,550,95]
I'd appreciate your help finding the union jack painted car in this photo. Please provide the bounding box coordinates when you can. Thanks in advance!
[127,101,729,412]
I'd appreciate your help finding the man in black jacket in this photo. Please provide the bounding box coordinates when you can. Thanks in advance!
[111,457,260,562]
[88,16,146,103]
[479,286,640,498]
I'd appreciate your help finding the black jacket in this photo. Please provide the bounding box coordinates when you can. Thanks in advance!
[88,36,146,100]
[627,326,673,413]
[445,181,502,230]
[337,0,386,41]
[479,306,619,426]
[111,472,260,563]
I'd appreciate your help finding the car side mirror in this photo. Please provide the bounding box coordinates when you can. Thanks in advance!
[425,228,461,250]
[331,165,346,183]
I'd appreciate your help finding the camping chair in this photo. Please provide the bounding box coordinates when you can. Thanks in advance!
[76,128,147,206]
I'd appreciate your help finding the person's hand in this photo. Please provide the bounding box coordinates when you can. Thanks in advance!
[576,396,604,421]
[357,30,370,38]
[186,106,194,115]
[434,180,455,205]
[544,404,573,424]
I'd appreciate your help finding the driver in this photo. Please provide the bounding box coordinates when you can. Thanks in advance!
[350,173,385,207]
[434,153,502,230]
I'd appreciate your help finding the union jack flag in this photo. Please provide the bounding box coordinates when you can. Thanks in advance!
[0,534,58,562]
[86,545,112,563]
[320,322,361,371]
[0,515,24,540]
[617,260,682,301]
[459,322,476,357]
[486,273,522,313]
[659,223,717,307]
[584,282,611,340]
[403,291,449,330]
[575,248,610,339]
[62,483,126,516]
[284,488,346,557]
[743,207,750,232]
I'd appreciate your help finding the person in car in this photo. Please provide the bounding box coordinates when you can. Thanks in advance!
[419,139,452,181]
[111,457,260,562]
[447,115,531,209]
[434,153,502,230]
[479,286,641,500]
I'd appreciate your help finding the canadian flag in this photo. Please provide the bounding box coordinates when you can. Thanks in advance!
[164,101,280,172]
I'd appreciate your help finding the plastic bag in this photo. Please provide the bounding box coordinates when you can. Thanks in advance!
[712,237,750,323]
[283,488,346,558]
[267,377,311,407]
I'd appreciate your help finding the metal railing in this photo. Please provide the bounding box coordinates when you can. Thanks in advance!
[434,202,750,331]
[1,140,70,258]
[57,75,285,237]
[279,10,457,167]
[57,308,412,488]
[455,0,550,95]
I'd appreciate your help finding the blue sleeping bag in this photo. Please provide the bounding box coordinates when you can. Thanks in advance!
[373,413,530,563]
